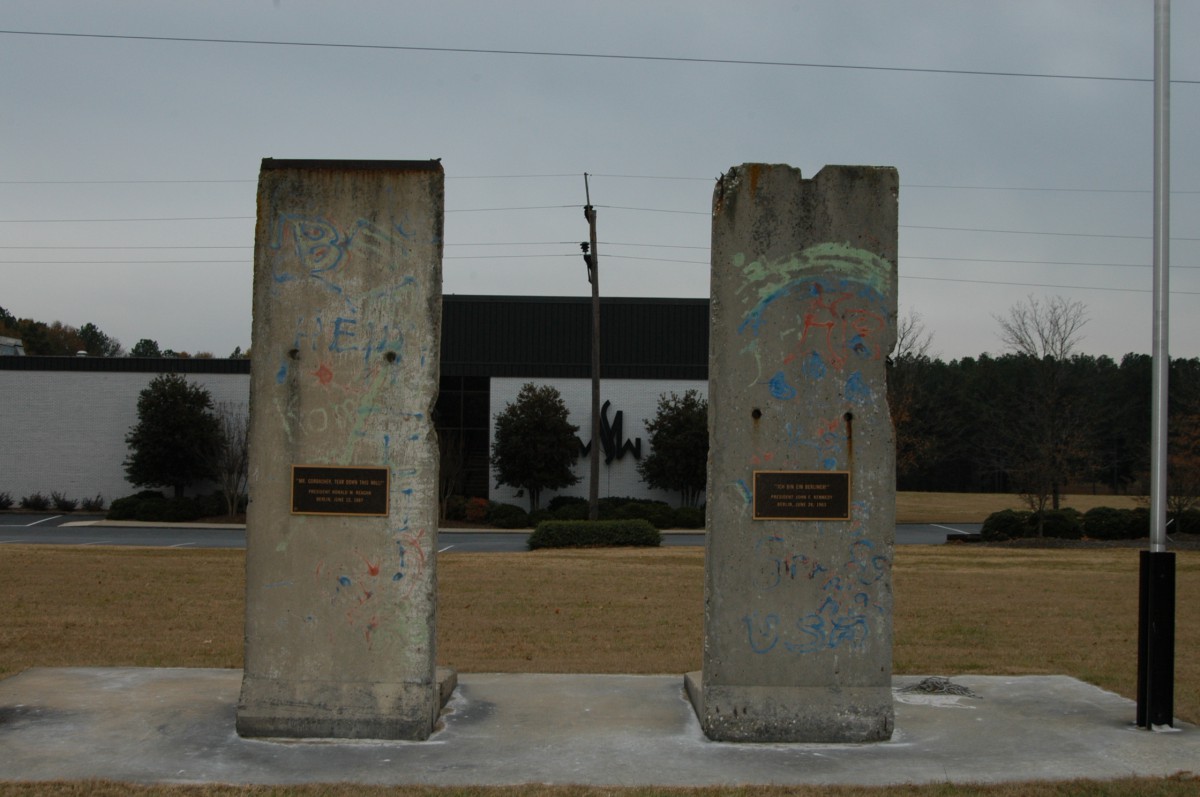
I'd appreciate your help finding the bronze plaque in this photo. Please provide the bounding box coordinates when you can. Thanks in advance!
[753,470,850,520]
[291,465,389,516]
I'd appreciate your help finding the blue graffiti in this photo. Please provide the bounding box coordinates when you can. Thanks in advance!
[743,612,781,654]
[743,532,890,656]
[802,351,827,380]
[845,370,871,404]
[768,370,796,400]
[784,597,869,654]
[270,214,346,293]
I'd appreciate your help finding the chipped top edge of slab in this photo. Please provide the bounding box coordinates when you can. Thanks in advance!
[261,158,444,173]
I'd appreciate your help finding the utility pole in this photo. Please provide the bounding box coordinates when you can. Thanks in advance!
[582,174,601,521]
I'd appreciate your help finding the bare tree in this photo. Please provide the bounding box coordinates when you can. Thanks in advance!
[888,309,942,483]
[211,402,250,520]
[438,427,466,520]
[894,307,934,361]
[994,294,1088,360]
[990,296,1096,516]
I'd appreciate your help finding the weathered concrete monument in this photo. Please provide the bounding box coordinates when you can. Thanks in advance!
[237,159,448,739]
[686,163,898,742]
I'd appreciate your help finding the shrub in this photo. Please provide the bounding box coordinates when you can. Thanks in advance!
[1083,507,1130,540]
[162,497,203,522]
[51,491,79,512]
[527,519,661,550]
[107,495,141,520]
[0,491,12,510]
[489,502,530,529]
[547,495,587,512]
[1081,506,1150,540]
[465,497,491,524]
[105,490,221,522]
[597,496,639,519]
[193,492,226,518]
[980,509,1032,541]
[671,506,705,529]
[1173,508,1200,535]
[614,500,674,529]
[552,502,589,521]
[529,509,554,526]
[1125,507,1150,539]
[1037,508,1083,539]
[133,497,170,521]
[80,494,106,512]
[20,492,51,511]
[444,495,467,521]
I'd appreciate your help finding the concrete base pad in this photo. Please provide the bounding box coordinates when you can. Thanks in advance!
[685,671,893,742]
[1,668,1197,786]
[236,668,457,740]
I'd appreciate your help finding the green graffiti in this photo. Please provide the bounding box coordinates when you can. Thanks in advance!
[736,243,894,305]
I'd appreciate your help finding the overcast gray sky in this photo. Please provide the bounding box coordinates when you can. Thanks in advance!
[2,1,1197,361]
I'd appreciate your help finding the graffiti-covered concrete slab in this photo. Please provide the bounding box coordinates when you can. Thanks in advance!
[237,159,445,740]
[688,163,898,742]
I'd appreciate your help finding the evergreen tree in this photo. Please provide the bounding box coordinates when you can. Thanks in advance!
[130,338,163,357]
[490,383,580,512]
[637,389,708,507]
[124,374,223,498]
[78,322,123,357]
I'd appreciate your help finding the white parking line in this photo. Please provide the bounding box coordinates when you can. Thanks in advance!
[932,523,978,535]
[169,542,196,548]
[438,545,456,553]
[0,515,64,528]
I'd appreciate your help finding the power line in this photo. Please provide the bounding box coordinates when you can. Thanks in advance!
[2,29,1198,84]
[0,245,251,249]
[0,216,253,223]
[902,274,1200,295]
[4,174,1199,194]
[446,204,577,213]
[605,254,707,265]
[0,179,253,185]
[902,224,1200,242]
[597,204,708,215]
[905,255,1200,270]
[0,260,248,265]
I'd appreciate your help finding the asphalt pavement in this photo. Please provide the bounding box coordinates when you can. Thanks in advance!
[0,514,981,549]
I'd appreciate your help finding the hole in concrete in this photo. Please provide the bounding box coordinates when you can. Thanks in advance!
[287,348,299,360]
[751,408,762,420]
[385,351,397,363]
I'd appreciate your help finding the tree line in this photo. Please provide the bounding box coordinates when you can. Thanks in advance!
[890,297,1200,519]
[0,306,247,358]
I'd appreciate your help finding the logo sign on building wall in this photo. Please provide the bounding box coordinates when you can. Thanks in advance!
[577,400,641,463]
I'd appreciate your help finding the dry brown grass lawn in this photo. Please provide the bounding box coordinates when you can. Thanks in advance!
[0,547,243,677]
[437,547,702,674]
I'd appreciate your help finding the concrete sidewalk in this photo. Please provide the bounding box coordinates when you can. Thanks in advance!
[0,668,1195,787]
